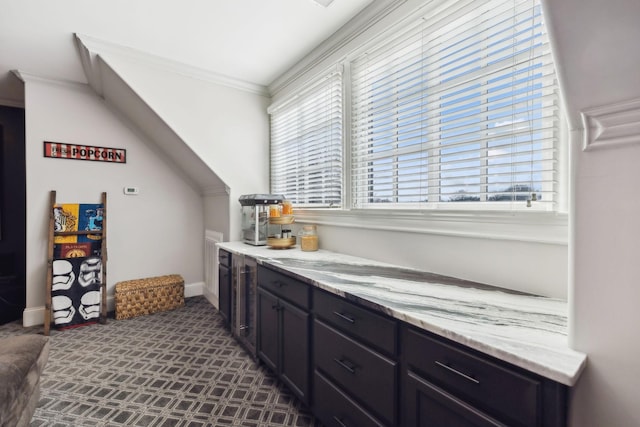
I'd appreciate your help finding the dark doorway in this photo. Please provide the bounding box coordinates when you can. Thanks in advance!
[0,106,26,324]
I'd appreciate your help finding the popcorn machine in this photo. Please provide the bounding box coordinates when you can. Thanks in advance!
[239,194,285,245]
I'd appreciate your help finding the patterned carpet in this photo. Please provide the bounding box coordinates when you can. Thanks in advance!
[0,296,322,427]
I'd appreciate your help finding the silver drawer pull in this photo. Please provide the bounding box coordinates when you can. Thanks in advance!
[333,311,355,324]
[435,360,480,384]
[333,416,348,427]
[333,358,356,374]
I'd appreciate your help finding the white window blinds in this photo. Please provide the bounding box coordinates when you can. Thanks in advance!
[351,0,559,209]
[269,71,343,207]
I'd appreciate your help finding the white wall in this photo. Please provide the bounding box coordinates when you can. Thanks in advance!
[204,194,230,240]
[540,0,640,425]
[96,54,272,242]
[316,226,567,298]
[22,76,204,324]
[570,132,640,426]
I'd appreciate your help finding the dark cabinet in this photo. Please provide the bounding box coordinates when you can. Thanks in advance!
[313,289,398,426]
[404,370,506,427]
[314,288,397,357]
[257,288,279,370]
[217,249,231,326]
[314,370,387,427]
[280,296,310,399]
[257,265,311,404]
[221,253,570,427]
[401,325,567,427]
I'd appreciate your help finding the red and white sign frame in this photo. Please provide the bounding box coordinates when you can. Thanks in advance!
[43,141,127,164]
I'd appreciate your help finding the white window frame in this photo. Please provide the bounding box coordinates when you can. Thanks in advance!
[269,68,343,207]
[269,0,568,245]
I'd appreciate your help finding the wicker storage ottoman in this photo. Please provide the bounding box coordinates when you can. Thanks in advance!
[115,274,185,320]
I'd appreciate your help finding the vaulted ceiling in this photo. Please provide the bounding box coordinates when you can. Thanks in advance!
[3,0,640,132]
[0,0,373,105]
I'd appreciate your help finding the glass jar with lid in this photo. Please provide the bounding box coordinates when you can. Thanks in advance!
[300,225,318,252]
[269,204,281,218]
[282,200,293,216]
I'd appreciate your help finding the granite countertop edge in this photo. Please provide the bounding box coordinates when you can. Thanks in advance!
[217,241,587,387]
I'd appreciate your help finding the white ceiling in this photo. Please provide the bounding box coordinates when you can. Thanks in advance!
[0,0,374,103]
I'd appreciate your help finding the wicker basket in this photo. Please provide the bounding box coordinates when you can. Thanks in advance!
[115,274,185,320]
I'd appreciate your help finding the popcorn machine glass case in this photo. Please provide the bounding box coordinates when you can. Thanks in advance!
[239,194,284,245]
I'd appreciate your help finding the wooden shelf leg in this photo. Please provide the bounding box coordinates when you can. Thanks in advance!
[44,190,56,336]
[100,191,108,325]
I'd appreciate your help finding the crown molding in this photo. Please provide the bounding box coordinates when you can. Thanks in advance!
[74,34,269,97]
[12,70,90,92]
[202,185,230,197]
[581,97,640,151]
[268,0,408,97]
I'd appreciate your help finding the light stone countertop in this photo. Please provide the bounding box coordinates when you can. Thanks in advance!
[217,241,587,386]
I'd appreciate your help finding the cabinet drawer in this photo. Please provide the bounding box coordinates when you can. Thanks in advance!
[314,289,397,357]
[314,371,386,427]
[314,319,397,426]
[403,326,540,427]
[257,265,310,309]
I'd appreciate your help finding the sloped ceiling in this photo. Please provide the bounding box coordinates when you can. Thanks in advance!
[93,54,228,196]
[5,0,639,133]
[0,0,373,105]
[6,0,640,164]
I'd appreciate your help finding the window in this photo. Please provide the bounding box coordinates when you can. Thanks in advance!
[269,71,342,207]
[270,0,561,213]
[351,0,559,210]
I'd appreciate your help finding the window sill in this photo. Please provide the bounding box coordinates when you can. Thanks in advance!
[292,208,568,245]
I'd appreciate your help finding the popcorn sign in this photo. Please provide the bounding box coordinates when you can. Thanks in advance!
[44,141,126,163]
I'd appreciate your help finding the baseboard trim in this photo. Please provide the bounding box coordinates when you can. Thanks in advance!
[185,281,204,298]
[22,281,205,327]
[22,307,45,328]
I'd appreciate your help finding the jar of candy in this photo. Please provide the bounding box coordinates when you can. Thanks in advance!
[269,204,281,218]
[282,200,293,216]
[300,225,318,252]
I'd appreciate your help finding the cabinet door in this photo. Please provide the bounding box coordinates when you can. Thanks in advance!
[281,297,310,404]
[404,370,506,427]
[218,263,231,325]
[314,371,386,427]
[257,288,279,372]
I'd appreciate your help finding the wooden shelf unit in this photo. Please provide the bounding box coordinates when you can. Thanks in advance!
[44,190,107,336]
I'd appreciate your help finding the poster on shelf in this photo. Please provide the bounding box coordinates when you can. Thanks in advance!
[53,241,102,259]
[51,256,102,328]
[53,203,103,244]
